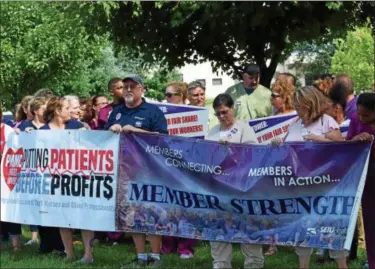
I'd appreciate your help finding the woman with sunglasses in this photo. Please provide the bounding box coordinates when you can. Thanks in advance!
[162,82,197,259]
[271,81,296,116]
[267,80,296,256]
[205,93,263,269]
[164,82,188,105]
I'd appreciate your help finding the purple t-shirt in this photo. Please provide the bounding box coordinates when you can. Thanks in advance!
[346,113,375,269]
[346,113,375,140]
[345,96,358,120]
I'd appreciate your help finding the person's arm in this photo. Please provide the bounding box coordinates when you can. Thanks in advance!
[121,125,157,134]
[305,115,343,142]
[346,115,358,140]
[304,129,343,142]
[351,132,374,142]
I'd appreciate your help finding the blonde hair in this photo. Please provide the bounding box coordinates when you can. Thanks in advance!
[166,81,188,103]
[271,81,295,110]
[313,78,333,96]
[15,95,33,122]
[294,86,332,122]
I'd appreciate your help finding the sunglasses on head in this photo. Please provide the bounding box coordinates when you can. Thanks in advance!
[165,92,180,98]
[271,93,281,98]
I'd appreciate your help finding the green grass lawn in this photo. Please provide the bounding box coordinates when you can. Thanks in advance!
[0,227,368,268]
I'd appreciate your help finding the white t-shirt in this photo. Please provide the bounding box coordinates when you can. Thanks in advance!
[205,120,258,144]
[284,114,339,142]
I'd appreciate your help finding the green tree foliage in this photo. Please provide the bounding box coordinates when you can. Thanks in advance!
[332,26,375,91]
[107,1,372,87]
[290,40,335,77]
[0,2,106,109]
[0,1,180,110]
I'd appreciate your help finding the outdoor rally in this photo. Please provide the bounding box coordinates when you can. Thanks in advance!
[0,1,375,269]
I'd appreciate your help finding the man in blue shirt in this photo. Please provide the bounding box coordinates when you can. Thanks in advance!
[105,74,167,268]
[105,74,167,135]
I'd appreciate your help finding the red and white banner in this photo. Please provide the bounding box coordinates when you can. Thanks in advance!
[153,102,209,138]
[1,130,119,231]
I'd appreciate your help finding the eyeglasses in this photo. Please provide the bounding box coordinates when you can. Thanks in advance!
[214,110,230,117]
[123,84,139,91]
[165,92,180,98]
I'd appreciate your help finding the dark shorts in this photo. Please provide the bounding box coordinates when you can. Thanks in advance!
[1,221,22,236]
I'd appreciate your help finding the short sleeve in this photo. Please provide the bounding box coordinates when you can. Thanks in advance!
[239,121,258,144]
[322,114,340,134]
[346,114,359,140]
[67,120,85,130]
[104,107,117,130]
[39,124,49,130]
[18,121,28,132]
[150,108,168,134]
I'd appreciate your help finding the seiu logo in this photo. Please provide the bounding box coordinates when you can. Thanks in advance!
[320,227,335,233]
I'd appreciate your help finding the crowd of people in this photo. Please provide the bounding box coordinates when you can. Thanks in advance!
[0,65,374,269]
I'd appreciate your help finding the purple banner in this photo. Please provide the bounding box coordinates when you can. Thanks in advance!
[116,134,371,250]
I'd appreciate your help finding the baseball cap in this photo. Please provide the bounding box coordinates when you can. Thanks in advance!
[243,63,260,75]
[123,74,144,87]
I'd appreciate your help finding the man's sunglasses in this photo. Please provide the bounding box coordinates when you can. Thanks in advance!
[165,92,180,98]
[214,110,230,117]
[123,85,140,91]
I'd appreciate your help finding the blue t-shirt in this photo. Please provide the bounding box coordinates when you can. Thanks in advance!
[2,118,15,128]
[18,120,38,131]
[40,120,84,130]
[104,99,168,134]
[245,88,254,95]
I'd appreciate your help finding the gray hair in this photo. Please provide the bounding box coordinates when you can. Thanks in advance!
[187,81,206,96]
[64,95,80,105]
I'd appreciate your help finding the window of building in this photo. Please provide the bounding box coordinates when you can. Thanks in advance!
[305,73,314,86]
[212,78,223,86]
[197,79,206,87]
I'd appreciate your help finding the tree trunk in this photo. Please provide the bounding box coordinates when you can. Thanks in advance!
[260,66,275,89]
[258,48,283,88]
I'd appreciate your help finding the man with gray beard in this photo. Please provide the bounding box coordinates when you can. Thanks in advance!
[104,74,167,267]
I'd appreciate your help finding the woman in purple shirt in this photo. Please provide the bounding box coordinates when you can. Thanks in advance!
[346,93,375,269]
